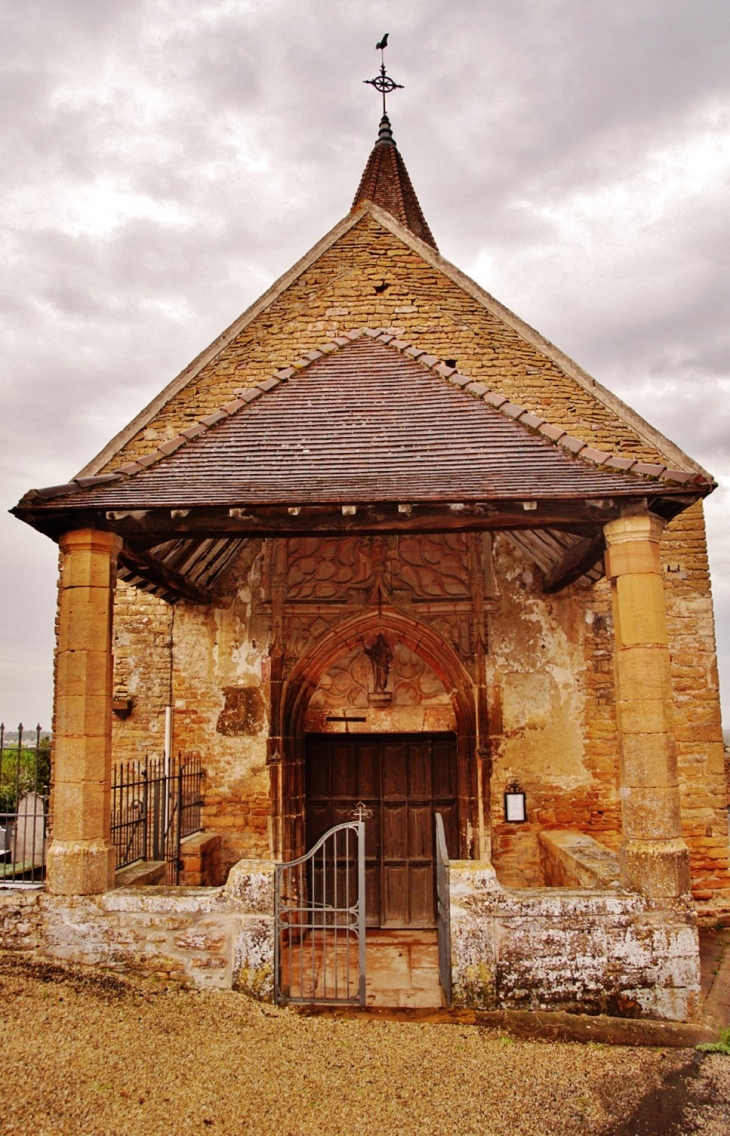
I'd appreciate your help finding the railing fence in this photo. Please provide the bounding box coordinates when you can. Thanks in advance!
[111,754,203,885]
[0,723,51,884]
[0,724,203,888]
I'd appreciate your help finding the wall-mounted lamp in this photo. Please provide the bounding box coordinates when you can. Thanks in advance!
[504,780,527,824]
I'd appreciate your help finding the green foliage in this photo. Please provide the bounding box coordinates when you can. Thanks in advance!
[0,738,51,813]
[698,1026,730,1056]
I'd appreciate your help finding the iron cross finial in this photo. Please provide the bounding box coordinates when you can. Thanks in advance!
[364,33,403,116]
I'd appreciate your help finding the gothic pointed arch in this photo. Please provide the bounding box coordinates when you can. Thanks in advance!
[270,606,480,865]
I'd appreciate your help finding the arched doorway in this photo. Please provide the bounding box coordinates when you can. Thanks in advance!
[273,608,479,928]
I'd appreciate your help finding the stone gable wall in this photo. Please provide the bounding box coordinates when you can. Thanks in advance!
[105,214,668,472]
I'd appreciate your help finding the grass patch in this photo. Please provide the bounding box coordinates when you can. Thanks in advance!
[698,1026,730,1056]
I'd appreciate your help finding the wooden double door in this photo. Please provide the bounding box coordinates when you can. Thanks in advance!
[305,733,459,928]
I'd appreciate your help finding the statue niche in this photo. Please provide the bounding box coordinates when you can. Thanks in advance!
[364,633,393,705]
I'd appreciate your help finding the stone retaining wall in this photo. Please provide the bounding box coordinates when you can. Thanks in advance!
[450,862,701,1022]
[0,861,274,997]
[0,890,43,952]
[1,855,703,1022]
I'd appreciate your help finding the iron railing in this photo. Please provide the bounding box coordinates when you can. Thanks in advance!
[111,755,203,885]
[0,723,51,884]
[435,811,452,1005]
[275,820,366,1006]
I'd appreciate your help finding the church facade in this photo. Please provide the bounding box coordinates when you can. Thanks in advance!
[12,107,729,1019]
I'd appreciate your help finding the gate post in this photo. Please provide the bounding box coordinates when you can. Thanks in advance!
[47,528,120,895]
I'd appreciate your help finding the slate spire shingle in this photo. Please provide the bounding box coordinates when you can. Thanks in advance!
[351,114,437,249]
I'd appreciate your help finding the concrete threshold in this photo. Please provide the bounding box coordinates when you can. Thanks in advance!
[293,1004,718,1048]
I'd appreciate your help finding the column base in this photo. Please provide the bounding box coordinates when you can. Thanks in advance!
[46,838,116,895]
[620,838,692,898]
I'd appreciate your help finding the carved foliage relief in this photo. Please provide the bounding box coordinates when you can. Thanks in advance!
[271,533,490,678]
[304,642,455,732]
[286,537,372,600]
[393,534,471,598]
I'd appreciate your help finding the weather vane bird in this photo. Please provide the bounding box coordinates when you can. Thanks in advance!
[364,32,403,116]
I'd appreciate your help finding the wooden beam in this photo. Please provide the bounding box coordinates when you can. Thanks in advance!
[542,532,606,594]
[118,545,213,605]
[14,490,702,543]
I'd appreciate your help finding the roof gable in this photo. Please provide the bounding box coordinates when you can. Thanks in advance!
[75,203,710,484]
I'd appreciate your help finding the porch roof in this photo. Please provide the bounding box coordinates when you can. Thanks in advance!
[14,331,711,515]
[13,329,713,603]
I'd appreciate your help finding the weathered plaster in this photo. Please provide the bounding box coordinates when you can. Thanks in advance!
[449,861,701,1022]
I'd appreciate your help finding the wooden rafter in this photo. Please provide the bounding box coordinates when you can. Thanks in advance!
[542,532,606,595]
[118,544,212,605]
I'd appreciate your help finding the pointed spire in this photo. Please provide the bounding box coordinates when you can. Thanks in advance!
[351,114,437,250]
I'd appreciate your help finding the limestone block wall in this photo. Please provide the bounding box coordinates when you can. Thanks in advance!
[111,545,273,877]
[662,502,729,904]
[111,585,173,764]
[538,830,621,889]
[0,865,701,1022]
[449,862,701,1022]
[0,864,275,997]
[0,890,43,952]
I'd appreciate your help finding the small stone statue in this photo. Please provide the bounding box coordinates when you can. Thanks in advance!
[364,634,393,693]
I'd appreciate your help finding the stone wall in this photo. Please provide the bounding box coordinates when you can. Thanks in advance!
[538,830,621,889]
[487,535,622,885]
[663,502,729,905]
[0,864,702,1022]
[0,890,43,952]
[178,832,223,887]
[0,863,274,997]
[449,862,701,1022]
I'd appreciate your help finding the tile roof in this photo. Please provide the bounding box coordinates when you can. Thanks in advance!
[17,331,711,514]
[351,116,437,249]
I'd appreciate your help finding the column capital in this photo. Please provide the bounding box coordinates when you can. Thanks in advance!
[603,510,665,548]
[603,511,664,581]
[59,528,122,556]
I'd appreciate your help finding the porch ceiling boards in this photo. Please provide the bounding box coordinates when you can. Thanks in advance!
[14,332,713,603]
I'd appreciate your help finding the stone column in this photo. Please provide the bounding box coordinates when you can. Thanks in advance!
[604,507,690,898]
[47,529,121,895]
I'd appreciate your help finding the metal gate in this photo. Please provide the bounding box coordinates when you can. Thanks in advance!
[435,812,452,1005]
[274,819,366,1006]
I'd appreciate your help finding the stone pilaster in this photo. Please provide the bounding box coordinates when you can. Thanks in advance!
[604,508,691,898]
[47,529,121,895]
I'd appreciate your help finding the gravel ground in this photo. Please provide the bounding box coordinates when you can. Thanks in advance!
[0,952,728,1136]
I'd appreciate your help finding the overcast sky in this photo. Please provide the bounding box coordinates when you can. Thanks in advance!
[1,0,729,729]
